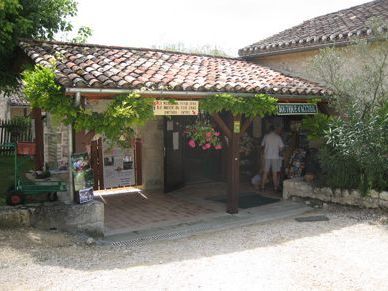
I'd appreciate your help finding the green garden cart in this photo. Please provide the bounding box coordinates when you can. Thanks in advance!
[0,143,67,205]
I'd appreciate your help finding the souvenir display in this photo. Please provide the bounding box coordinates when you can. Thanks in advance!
[286,148,307,178]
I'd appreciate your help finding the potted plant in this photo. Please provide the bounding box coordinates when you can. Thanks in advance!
[184,120,223,150]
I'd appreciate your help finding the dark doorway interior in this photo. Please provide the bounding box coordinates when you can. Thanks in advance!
[164,116,224,192]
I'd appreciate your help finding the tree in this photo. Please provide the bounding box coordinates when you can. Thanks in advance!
[71,26,93,44]
[0,0,78,90]
[308,20,388,193]
[153,43,230,57]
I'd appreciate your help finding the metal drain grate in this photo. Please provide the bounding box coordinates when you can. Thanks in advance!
[111,231,190,246]
[109,218,239,247]
[295,215,329,222]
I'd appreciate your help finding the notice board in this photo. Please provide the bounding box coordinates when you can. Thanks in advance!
[102,140,136,188]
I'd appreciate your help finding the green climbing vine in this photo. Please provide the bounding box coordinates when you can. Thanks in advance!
[200,93,277,117]
[22,65,155,148]
[22,65,278,149]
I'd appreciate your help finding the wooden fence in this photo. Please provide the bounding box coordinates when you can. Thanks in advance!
[0,119,33,145]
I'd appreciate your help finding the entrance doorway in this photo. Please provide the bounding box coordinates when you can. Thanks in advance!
[164,116,224,192]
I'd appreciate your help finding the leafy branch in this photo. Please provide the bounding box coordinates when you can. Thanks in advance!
[22,65,155,148]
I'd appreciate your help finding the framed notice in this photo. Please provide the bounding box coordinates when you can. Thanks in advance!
[153,100,199,115]
[102,140,135,188]
[78,187,94,204]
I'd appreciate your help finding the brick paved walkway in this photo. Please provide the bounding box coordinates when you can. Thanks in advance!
[101,187,224,235]
[101,182,281,236]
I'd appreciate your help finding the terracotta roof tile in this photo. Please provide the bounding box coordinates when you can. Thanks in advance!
[19,39,328,96]
[239,0,388,57]
[0,89,29,107]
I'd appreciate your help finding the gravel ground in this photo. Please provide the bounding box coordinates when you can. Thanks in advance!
[0,205,387,291]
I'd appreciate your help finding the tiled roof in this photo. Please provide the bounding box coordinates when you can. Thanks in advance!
[0,90,29,107]
[239,0,388,57]
[19,39,328,96]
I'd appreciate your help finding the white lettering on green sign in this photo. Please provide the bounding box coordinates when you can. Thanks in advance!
[277,103,318,115]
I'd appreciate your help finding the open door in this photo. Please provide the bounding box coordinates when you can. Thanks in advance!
[164,117,185,192]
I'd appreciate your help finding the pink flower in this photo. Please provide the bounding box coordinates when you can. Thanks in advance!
[215,144,223,150]
[204,143,211,149]
[215,131,221,137]
[206,132,212,138]
[188,139,196,148]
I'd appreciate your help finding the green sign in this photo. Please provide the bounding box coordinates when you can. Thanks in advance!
[277,103,318,115]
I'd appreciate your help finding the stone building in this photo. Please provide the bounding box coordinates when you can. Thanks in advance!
[238,0,388,81]
[19,38,329,212]
[0,90,30,120]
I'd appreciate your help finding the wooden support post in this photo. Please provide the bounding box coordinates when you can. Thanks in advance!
[97,138,104,189]
[211,113,242,214]
[212,113,254,214]
[226,115,241,214]
[211,113,231,139]
[32,108,44,171]
[135,138,143,186]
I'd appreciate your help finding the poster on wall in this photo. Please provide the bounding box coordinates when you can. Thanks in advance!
[102,139,136,188]
[71,152,94,203]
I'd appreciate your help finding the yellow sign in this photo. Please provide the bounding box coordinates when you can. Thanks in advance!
[153,100,199,115]
[233,121,240,133]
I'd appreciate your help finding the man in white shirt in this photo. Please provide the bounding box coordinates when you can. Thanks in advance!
[260,125,284,191]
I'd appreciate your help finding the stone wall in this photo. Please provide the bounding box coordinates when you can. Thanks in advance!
[10,107,30,118]
[283,178,388,210]
[0,201,104,237]
[252,49,318,81]
[0,98,9,120]
[139,117,164,190]
[43,114,69,170]
[0,207,30,228]
[252,42,388,83]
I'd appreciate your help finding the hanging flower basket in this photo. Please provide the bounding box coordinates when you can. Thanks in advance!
[184,120,223,150]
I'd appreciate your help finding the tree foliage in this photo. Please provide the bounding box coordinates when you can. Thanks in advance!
[310,19,388,118]
[301,113,333,141]
[153,43,230,57]
[71,26,93,44]
[22,65,155,148]
[0,0,78,90]
[308,21,388,193]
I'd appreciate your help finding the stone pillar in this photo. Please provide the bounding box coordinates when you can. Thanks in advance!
[141,118,164,190]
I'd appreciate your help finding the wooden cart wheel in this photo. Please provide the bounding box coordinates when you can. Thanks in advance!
[6,191,24,206]
[47,192,58,202]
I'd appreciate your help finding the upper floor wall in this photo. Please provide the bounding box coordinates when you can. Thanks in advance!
[250,41,388,85]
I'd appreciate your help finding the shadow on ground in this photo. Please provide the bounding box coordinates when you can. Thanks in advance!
[0,205,386,272]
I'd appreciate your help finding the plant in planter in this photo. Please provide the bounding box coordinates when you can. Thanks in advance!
[184,120,222,150]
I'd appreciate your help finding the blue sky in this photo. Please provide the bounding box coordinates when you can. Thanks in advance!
[70,0,370,56]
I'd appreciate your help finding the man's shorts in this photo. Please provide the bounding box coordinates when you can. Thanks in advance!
[264,159,282,172]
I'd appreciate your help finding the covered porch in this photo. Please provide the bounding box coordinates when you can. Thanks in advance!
[19,39,329,234]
